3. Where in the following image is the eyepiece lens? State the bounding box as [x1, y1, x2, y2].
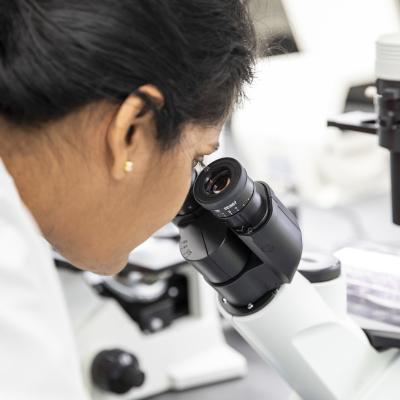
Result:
[194, 157, 268, 228]
[205, 169, 231, 195]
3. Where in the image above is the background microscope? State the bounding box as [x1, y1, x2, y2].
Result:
[56, 236, 247, 400]
[328, 33, 400, 226]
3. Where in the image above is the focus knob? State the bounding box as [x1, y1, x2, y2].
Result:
[91, 349, 145, 394]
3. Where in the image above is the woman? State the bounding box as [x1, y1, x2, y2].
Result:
[0, 0, 255, 398]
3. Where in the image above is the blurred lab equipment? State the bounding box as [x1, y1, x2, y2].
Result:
[56, 235, 246, 400]
[328, 33, 400, 225]
[174, 156, 400, 400]
[338, 246, 400, 331]
[231, 0, 400, 207]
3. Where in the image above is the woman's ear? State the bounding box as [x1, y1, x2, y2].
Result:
[107, 85, 164, 180]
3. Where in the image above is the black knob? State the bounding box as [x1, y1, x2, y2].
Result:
[91, 349, 145, 394]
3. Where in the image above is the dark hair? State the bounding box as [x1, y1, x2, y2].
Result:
[0, 0, 255, 147]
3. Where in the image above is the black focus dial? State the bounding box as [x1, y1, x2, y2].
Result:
[91, 349, 145, 394]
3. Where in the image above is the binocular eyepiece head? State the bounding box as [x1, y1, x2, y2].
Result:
[174, 157, 303, 313]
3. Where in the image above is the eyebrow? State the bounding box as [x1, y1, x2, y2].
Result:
[202, 141, 220, 156]
[212, 141, 220, 152]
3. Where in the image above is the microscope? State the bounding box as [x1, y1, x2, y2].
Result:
[173, 151, 400, 399]
[328, 33, 400, 226]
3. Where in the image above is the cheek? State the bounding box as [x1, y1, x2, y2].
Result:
[144, 155, 193, 225]
[114, 153, 193, 257]
[159, 165, 192, 218]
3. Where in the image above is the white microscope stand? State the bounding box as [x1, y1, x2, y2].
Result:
[59, 265, 247, 400]
[220, 254, 400, 400]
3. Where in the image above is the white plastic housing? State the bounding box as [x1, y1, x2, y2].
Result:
[376, 33, 400, 81]
[220, 272, 399, 400]
[60, 267, 247, 400]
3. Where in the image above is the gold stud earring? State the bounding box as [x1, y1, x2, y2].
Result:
[124, 160, 134, 173]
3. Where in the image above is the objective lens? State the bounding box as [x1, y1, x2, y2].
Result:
[205, 169, 232, 195]
[194, 158, 268, 230]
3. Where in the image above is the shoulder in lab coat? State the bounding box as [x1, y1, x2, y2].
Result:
[0, 160, 89, 400]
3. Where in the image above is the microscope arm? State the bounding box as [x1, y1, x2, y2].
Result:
[219, 272, 398, 400]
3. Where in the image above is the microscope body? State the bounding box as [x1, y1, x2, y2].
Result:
[175, 157, 400, 400]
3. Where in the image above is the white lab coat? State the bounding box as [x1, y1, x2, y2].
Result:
[0, 159, 89, 400]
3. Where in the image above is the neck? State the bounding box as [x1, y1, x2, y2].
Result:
[0, 123, 60, 237]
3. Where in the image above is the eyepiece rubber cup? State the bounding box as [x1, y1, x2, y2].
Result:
[194, 158, 254, 219]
